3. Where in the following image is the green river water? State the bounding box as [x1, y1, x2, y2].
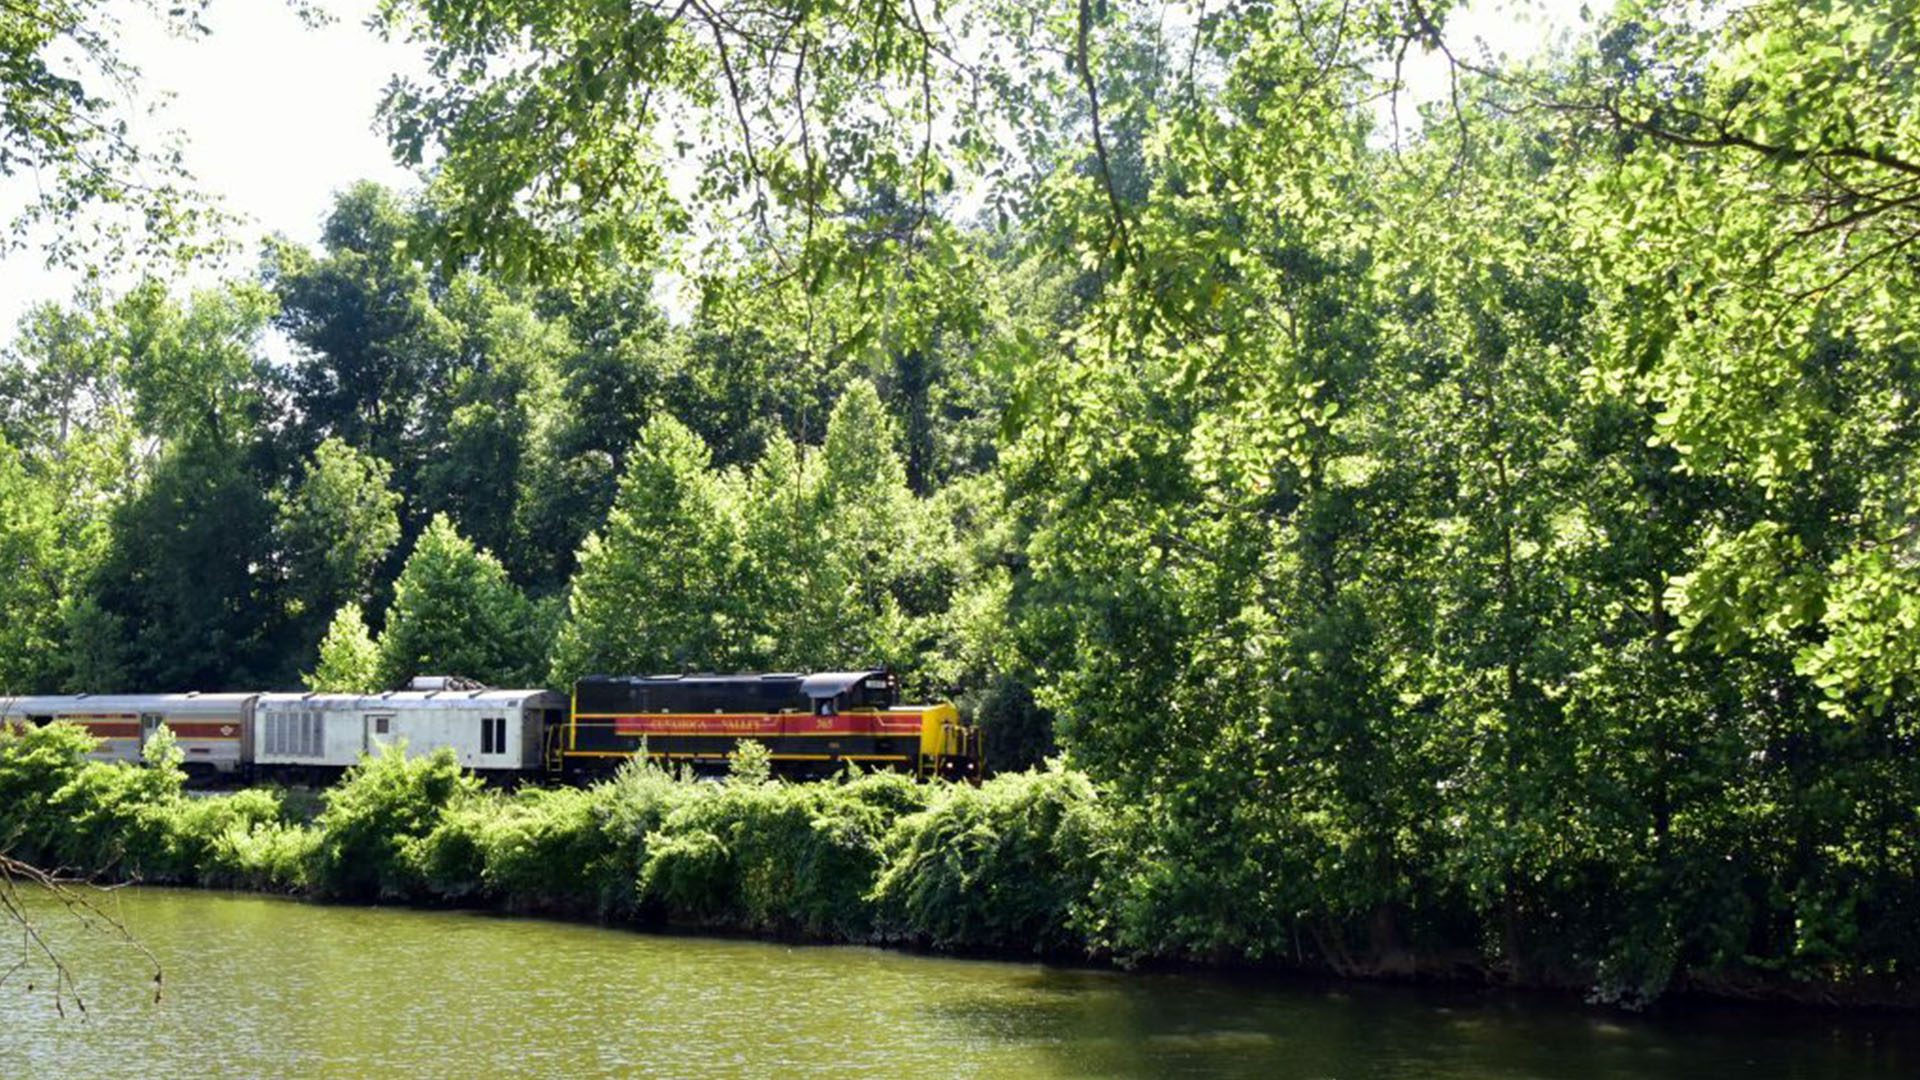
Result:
[1, 888, 1912, 1078]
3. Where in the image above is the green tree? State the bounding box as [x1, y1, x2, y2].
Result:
[264, 182, 459, 490]
[374, 0, 993, 298]
[511, 278, 678, 587]
[307, 602, 383, 693]
[0, 438, 64, 692]
[738, 380, 931, 673]
[419, 275, 567, 568]
[278, 438, 403, 623]
[67, 282, 288, 689]
[118, 281, 275, 444]
[549, 416, 747, 682]
[1565, 0, 1920, 720]
[376, 514, 541, 688]
[79, 428, 283, 690]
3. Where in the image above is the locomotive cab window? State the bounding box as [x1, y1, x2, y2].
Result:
[481, 716, 507, 754]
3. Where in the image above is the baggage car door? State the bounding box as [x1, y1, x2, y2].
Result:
[364, 712, 396, 755]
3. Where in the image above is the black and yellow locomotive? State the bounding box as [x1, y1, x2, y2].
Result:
[556, 668, 983, 779]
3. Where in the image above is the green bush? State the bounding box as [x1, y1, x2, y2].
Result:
[413, 793, 495, 902]
[43, 761, 176, 872]
[1, 720, 299, 886]
[873, 767, 1115, 954]
[480, 786, 608, 910]
[0, 722, 1117, 967]
[308, 744, 480, 901]
[639, 815, 733, 920]
[839, 767, 934, 819]
[417, 784, 628, 913]
[582, 757, 698, 918]
[639, 767, 930, 938]
[140, 787, 286, 883]
[0, 722, 105, 862]
[753, 783, 910, 938]
[23, 725, 186, 875]
[202, 820, 320, 892]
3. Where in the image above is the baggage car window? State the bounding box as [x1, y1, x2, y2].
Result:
[481, 716, 507, 754]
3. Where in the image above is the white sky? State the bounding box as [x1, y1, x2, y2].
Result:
[0, 0, 1605, 335]
[0, 0, 421, 332]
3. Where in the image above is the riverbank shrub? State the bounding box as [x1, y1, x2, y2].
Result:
[1, 728, 1115, 956]
[582, 757, 700, 918]
[412, 794, 493, 902]
[201, 820, 318, 892]
[640, 767, 929, 938]
[140, 787, 286, 883]
[873, 766, 1113, 953]
[418, 784, 609, 911]
[413, 757, 704, 917]
[0, 722, 107, 862]
[2, 725, 186, 874]
[42, 748, 180, 873]
[307, 744, 480, 901]
[481, 785, 610, 909]
[0, 723, 302, 889]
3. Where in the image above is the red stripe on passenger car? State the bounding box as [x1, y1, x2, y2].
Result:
[166, 722, 243, 739]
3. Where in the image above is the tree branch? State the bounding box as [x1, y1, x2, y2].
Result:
[1076, 0, 1135, 266]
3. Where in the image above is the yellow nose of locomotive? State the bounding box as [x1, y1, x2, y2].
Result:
[917, 701, 982, 780]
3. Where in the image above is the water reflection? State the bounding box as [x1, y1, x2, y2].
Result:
[0, 889, 1910, 1079]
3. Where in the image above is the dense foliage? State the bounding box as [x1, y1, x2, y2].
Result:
[5, 0, 1920, 1007]
[0, 723, 1104, 955]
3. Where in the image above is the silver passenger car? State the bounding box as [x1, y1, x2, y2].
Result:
[0, 693, 256, 775]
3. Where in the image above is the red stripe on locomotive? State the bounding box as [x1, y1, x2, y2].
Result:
[603, 712, 924, 738]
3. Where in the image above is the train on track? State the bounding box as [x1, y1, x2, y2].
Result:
[0, 669, 985, 783]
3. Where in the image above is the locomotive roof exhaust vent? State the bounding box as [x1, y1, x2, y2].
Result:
[408, 675, 488, 692]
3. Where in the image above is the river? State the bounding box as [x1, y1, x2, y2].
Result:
[1, 888, 1912, 1078]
